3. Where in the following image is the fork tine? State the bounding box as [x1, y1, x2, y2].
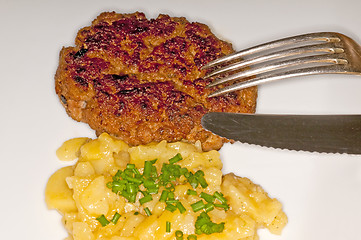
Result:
[202, 32, 341, 70]
[205, 32, 361, 97]
[204, 42, 344, 79]
[208, 65, 348, 97]
[207, 54, 347, 88]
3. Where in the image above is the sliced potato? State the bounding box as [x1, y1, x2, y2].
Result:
[45, 166, 76, 212]
[56, 137, 90, 161]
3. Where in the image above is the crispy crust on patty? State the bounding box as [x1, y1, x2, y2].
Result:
[55, 12, 257, 151]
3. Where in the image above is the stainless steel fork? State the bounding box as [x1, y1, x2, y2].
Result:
[202, 32, 361, 97]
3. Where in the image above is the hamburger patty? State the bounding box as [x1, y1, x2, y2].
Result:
[55, 12, 257, 151]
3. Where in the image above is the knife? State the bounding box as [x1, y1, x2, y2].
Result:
[201, 112, 361, 154]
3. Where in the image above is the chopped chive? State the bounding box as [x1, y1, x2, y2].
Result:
[151, 166, 158, 177]
[213, 203, 229, 211]
[197, 177, 208, 188]
[166, 199, 179, 204]
[124, 175, 143, 184]
[122, 169, 132, 177]
[201, 224, 211, 234]
[214, 191, 227, 204]
[140, 190, 149, 197]
[191, 200, 206, 212]
[169, 153, 182, 164]
[200, 192, 215, 203]
[211, 222, 225, 233]
[127, 183, 137, 194]
[186, 173, 198, 189]
[128, 192, 137, 203]
[147, 187, 159, 194]
[167, 191, 175, 200]
[144, 207, 152, 216]
[195, 212, 225, 235]
[113, 170, 122, 180]
[194, 170, 205, 179]
[160, 190, 169, 202]
[175, 230, 183, 240]
[96, 214, 110, 227]
[187, 189, 197, 195]
[111, 212, 121, 224]
[189, 179, 199, 189]
[166, 221, 171, 232]
[126, 163, 135, 169]
[105, 152, 228, 236]
[180, 167, 188, 175]
[195, 216, 209, 229]
[204, 203, 214, 213]
[120, 191, 130, 200]
[176, 201, 186, 214]
[143, 177, 156, 189]
[139, 194, 153, 205]
[132, 167, 141, 176]
[143, 161, 153, 177]
[194, 170, 208, 188]
[165, 203, 177, 212]
[187, 234, 197, 240]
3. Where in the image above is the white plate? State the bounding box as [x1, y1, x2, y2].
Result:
[1, 0, 360, 239]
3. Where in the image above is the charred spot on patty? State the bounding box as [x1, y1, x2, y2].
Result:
[73, 48, 88, 59]
[55, 11, 257, 151]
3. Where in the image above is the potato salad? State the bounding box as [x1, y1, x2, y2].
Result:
[45, 133, 287, 240]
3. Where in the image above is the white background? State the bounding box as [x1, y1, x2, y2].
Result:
[0, 0, 360, 239]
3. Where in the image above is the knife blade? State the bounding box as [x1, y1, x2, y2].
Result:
[201, 112, 361, 154]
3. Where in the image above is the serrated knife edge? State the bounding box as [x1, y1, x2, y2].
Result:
[201, 112, 361, 154]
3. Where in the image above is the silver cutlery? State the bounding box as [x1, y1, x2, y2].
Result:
[202, 32, 361, 97]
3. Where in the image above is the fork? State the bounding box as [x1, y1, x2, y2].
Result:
[202, 32, 361, 97]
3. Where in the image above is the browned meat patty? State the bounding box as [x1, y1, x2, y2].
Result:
[55, 12, 257, 151]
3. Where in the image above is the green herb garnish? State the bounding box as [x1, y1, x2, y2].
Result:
[111, 212, 121, 224]
[166, 221, 171, 232]
[175, 230, 183, 240]
[195, 212, 225, 235]
[96, 214, 110, 227]
[144, 207, 152, 216]
[187, 234, 197, 240]
[103, 153, 229, 236]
